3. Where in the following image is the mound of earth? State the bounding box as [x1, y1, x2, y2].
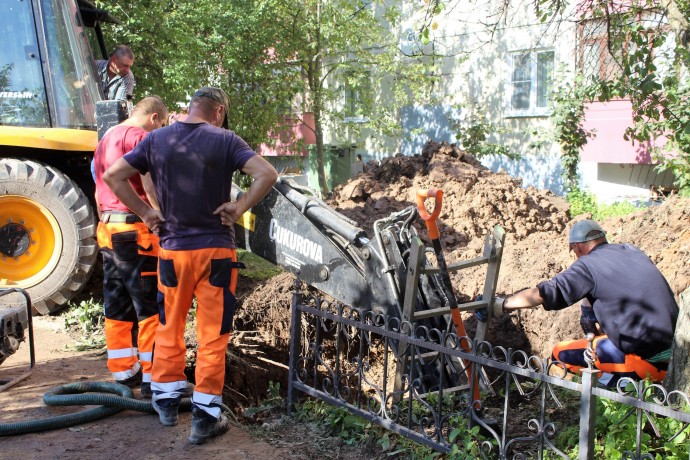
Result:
[231, 141, 690, 403]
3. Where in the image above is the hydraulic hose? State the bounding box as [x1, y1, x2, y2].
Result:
[0, 381, 232, 437]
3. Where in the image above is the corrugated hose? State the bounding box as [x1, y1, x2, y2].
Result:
[0, 381, 234, 436]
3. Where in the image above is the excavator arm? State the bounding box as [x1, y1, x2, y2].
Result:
[231, 179, 399, 317]
[232, 177, 506, 396]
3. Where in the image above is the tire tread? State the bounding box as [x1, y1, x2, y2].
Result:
[0, 158, 97, 315]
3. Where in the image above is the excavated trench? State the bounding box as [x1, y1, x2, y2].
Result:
[215, 142, 690, 410]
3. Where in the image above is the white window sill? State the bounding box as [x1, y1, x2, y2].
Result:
[505, 109, 552, 118]
[342, 116, 370, 123]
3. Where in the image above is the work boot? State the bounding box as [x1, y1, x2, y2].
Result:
[188, 407, 229, 444]
[116, 367, 142, 389]
[140, 382, 152, 398]
[152, 398, 179, 426]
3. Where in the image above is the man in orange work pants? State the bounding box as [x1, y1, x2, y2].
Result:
[104, 87, 278, 444]
[155, 247, 241, 413]
[93, 96, 167, 396]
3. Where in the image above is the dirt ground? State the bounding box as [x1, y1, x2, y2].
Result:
[0, 314, 375, 460]
[2, 141, 689, 457]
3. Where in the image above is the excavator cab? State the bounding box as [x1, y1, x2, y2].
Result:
[1, 0, 119, 328]
[1, 0, 111, 130]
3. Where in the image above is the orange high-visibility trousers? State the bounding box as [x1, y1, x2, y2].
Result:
[552, 335, 667, 383]
[153, 247, 239, 418]
[97, 221, 160, 383]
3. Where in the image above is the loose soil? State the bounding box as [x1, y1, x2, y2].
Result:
[0, 313, 377, 460]
[2, 141, 688, 458]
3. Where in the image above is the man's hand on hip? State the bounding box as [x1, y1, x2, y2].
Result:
[142, 208, 165, 235]
[214, 202, 242, 227]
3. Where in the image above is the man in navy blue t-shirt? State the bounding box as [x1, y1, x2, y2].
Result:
[104, 87, 278, 444]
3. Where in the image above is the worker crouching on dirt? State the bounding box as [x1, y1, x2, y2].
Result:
[93, 96, 168, 396]
[492, 219, 679, 388]
[104, 87, 278, 444]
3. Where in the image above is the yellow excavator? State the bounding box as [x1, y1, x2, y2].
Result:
[0, 0, 120, 319]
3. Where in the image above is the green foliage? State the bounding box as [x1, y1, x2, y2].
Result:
[237, 249, 283, 281]
[571, 2, 690, 195]
[63, 298, 105, 351]
[551, 79, 593, 192]
[292, 390, 689, 459]
[446, 424, 488, 460]
[452, 105, 521, 160]
[244, 381, 284, 418]
[566, 188, 641, 220]
[294, 400, 373, 446]
[99, 0, 438, 196]
[294, 397, 496, 458]
[588, 395, 689, 459]
[285, 0, 439, 194]
[98, 0, 303, 150]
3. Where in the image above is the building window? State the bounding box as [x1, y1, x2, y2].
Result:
[578, 20, 623, 82]
[343, 71, 371, 123]
[508, 49, 554, 116]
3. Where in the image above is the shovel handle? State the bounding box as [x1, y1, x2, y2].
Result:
[416, 189, 443, 238]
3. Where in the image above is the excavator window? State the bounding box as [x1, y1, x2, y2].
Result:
[1, 0, 101, 129]
[0, 0, 50, 127]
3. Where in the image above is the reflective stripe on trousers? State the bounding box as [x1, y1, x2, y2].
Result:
[552, 335, 667, 382]
[152, 247, 238, 418]
[98, 221, 160, 382]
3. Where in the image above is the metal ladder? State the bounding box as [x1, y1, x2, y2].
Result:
[394, 225, 506, 397]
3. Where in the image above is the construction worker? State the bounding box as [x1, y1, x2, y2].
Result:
[492, 219, 678, 387]
[96, 45, 135, 101]
[103, 87, 278, 444]
[93, 96, 167, 396]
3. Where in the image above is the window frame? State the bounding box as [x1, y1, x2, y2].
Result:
[342, 70, 372, 124]
[506, 48, 555, 118]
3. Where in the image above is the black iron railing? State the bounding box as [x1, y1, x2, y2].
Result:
[287, 287, 690, 459]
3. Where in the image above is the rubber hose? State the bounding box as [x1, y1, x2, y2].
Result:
[0, 381, 198, 437]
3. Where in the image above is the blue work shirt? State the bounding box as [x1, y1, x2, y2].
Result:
[537, 243, 678, 358]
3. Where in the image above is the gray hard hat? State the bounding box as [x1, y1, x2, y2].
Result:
[569, 219, 607, 244]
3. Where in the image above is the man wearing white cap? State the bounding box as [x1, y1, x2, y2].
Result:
[492, 219, 678, 386]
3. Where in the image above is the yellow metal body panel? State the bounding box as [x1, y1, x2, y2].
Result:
[237, 212, 256, 232]
[0, 126, 97, 152]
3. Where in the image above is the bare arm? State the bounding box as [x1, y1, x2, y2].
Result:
[94, 191, 102, 220]
[215, 155, 278, 225]
[141, 173, 160, 210]
[504, 287, 543, 311]
[103, 157, 164, 233]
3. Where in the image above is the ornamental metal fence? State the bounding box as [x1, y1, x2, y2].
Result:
[286, 287, 690, 460]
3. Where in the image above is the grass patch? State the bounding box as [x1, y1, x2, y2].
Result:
[63, 298, 106, 351]
[237, 249, 283, 281]
[567, 189, 643, 220]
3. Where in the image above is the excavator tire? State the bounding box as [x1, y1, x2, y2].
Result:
[0, 158, 97, 315]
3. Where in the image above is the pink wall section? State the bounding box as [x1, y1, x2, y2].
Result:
[257, 112, 316, 157]
[581, 100, 667, 164]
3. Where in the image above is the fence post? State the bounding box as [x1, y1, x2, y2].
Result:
[578, 369, 599, 460]
[287, 280, 303, 415]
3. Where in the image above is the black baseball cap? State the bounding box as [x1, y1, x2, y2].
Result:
[192, 87, 229, 129]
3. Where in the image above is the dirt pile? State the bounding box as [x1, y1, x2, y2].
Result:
[331, 141, 570, 246]
[236, 140, 690, 385]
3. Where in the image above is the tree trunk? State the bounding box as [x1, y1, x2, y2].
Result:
[664, 286, 690, 393]
[663, 0, 690, 48]
[314, 109, 328, 197]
